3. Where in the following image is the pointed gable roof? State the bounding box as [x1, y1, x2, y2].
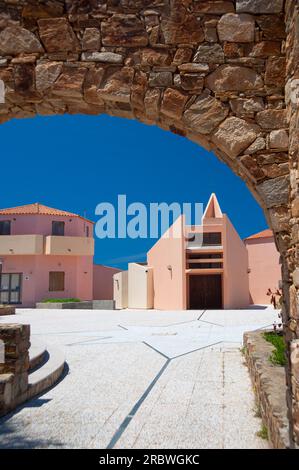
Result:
[0, 203, 93, 223]
[202, 193, 223, 220]
[245, 229, 273, 241]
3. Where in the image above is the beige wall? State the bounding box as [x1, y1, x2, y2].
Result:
[147, 216, 186, 310]
[113, 271, 128, 309]
[223, 215, 249, 308]
[128, 263, 153, 309]
[245, 237, 281, 304]
[45, 236, 94, 256]
[0, 235, 44, 255]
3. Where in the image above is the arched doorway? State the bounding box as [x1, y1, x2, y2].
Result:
[0, 0, 298, 446]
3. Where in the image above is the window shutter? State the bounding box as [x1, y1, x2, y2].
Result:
[49, 272, 65, 292]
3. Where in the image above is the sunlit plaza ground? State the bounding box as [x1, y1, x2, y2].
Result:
[0, 307, 277, 449]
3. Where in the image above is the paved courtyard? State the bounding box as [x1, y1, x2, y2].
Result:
[0, 307, 277, 449]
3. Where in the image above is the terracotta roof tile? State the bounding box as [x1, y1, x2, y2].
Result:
[0, 203, 93, 223]
[245, 229, 273, 240]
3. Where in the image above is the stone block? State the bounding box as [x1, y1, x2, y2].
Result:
[102, 14, 148, 47]
[291, 340, 299, 383]
[184, 92, 229, 135]
[194, 2, 235, 14]
[236, 0, 284, 14]
[257, 176, 290, 208]
[265, 57, 286, 87]
[161, 88, 189, 120]
[211, 116, 258, 158]
[35, 62, 63, 92]
[256, 16, 286, 40]
[81, 52, 123, 64]
[81, 28, 101, 52]
[161, 10, 204, 45]
[269, 130, 289, 151]
[256, 110, 288, 130]
[293, 269, 299, 289]
[149, 72, 172, 88]
[291, 197, 299, 218]
[194, 44, 224, 64]
[229, 97, 264, 118]
[52, 66, 87, 99]
[180, 74, 204, 92]
[0, 373, 13, 407]
[244, 137, 266, 154]
[268, 205, 290, 232]
[249, 41, 281, 58]
[217, 13, 255, 43]
[206, 65, 263, 92]
[0, 26, 43, 55]
[98, 67, 134, 103]
[38, 18, 79, 53]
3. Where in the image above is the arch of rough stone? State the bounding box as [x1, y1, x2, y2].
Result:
[0, 0, 298, 447]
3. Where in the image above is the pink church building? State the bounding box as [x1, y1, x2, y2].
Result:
[114, 194, 282, 310]
[0, 203, 119, 307]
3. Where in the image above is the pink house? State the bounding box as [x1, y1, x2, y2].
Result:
[0, 203, 119, 307]
[115, 194, 281, 310]
[245, 229, 281, 305]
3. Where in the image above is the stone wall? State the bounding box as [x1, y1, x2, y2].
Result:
[0, 324, 30, 416]
[244, 330, 290, 449]
[285, 0, 299, 448]
[0, 0, 297, 445]
[0, 0, 290, 220]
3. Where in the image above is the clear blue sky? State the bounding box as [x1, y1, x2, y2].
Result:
[0, 114, 267, 269]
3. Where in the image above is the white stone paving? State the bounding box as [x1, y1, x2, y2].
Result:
[0, 307, 277, 448]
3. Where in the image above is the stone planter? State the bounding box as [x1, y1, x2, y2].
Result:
[36, 301, 115, 310]
[0, 306, 16, 316]
[92, 300, 115, 310]
[36, 301, 93, 310]
[244, 330, 290, 448]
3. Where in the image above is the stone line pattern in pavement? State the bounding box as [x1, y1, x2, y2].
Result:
[63, 313, 277, 360]
[106, 309, 276, 448]
[114, 348, 269, 449]
[0, 308, 276, 449]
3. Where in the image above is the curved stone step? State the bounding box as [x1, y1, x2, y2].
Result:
[29, 338, 47, 371]
[28, 346, 66, 400]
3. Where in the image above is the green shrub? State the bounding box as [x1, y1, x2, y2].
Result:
[257, 424, 268, 440]
[263, 332, 286, 367]
[42, 298, 81, 303]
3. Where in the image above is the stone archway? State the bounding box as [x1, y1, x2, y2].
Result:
[0, 0, 298, 446]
